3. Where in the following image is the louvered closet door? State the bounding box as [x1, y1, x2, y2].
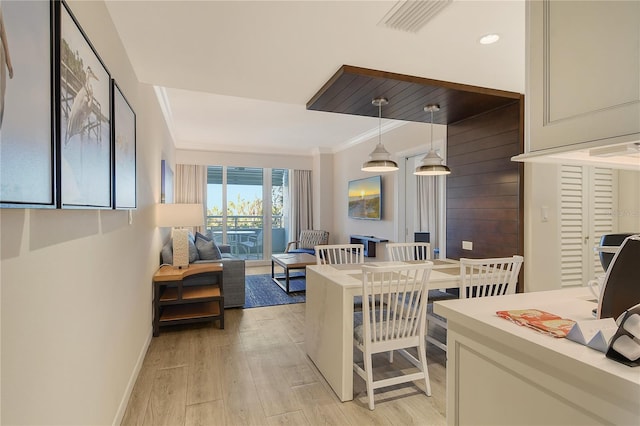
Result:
[559, 165, 617, 287]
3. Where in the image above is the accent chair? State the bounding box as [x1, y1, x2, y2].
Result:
[285, 230, 329, 256]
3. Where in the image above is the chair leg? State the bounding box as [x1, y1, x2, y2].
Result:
[418, 339, 432, 396]
[389, 350, 394, 363]
[364, 350, 375, 410]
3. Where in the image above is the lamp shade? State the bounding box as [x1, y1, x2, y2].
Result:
[156, 203, 204, 228]
[414, 150, 451, 176]
[362, 143, 399, 172]
[414, 103, 451, 176]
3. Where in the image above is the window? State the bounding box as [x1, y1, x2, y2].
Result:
[206, 166, 288, 262]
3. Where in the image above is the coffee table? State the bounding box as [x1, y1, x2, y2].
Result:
[271, 253, 317, 293]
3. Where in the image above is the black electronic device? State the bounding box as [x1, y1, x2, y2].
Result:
[597, 235, 640, 320]
[599, 233, 635, 271]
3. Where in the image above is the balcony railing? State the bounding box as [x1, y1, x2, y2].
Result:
[206, 214, 283, 230]
[206, 215, 287, 257]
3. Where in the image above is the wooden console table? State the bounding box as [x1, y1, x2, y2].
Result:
[153, 263, 224, 336]
[349, 235, 388, 257]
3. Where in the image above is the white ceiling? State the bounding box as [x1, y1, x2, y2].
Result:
[105, 0, 525, 155]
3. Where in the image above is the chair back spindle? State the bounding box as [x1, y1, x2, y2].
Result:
[460, 255, 524, 299]
[315, 244, 364, 265]
[426, 255, 524, 353]
[362, 264, 431, 344]
[386, 242, 431, 261]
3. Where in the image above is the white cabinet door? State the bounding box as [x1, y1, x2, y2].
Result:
[527, 0, 640, 153]
[559, 165, 617, 286]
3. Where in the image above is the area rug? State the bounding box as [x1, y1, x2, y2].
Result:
[244, 273, 306, 308]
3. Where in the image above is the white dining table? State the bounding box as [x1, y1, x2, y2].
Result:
[304, 259, 461, 401]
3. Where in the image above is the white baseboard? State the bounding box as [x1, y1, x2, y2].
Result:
[112, 327, 153, 426]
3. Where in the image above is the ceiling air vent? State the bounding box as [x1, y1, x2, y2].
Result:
[379, 0, 452, 33]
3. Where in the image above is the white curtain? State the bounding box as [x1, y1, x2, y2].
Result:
[416, 175, 439, 251]
[175, 164, 207, 233]
[289, 169, 313, 241]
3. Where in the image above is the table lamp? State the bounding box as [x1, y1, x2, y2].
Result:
[156, 203, 204, 268]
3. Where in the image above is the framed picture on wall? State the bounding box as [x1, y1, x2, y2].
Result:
[59, 0, 112, 208]
[112, 80, 136, 209]
[0, 0, 56, 208]
[160, 159, 173, 204]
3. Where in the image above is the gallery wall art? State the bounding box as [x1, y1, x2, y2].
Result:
[0, 0, 56, 207]
[59, 0, 112, 208]
[0, 0, 136, 211]
[113, 81, 136, 209]
[161, 159, 174, 204]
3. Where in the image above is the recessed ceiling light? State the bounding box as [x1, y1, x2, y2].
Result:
[479, 33, 500, 45]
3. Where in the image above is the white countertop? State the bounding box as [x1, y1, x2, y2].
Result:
[434, 286, 640, 398]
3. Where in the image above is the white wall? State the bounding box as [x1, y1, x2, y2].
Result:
[313, 152, 334, 235]
[0, 1, 174, 424]
[618, 170, 640, 232]
[524, 163, 561, 292]
[331, 121, 435, 251]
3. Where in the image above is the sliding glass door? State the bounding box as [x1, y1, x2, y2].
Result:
[206, 166, 288, 262]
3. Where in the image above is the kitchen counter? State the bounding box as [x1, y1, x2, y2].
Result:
[434, 286, 640, 425]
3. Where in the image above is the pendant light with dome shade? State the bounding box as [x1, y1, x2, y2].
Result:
[362, 98, 399, 172]
[414, 104, 451, 176]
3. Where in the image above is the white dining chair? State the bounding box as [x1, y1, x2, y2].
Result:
[315, 244, 364, 265]
[386, 242, 431, 261]
[354, 263, 433, 410]
[387, 242, 456, 346]
[426, 255, 524, 352]
[315, 243, 366, 312]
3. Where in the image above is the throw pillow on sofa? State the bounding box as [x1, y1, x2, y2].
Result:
[195, 231, 235, 254]
[161, 241, 173, 265]
[195, 232, 222, 260]
[187, 233, 199, 262]
[195, 231, 213, 242]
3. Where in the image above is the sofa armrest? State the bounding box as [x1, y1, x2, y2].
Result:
[220, 258, 245, 308]
[190, 258, 245, 308]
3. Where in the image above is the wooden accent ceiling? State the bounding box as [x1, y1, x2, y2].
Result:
[307, 65, 522, 125]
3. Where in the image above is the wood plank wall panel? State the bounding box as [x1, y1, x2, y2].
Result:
[446, 101, 524, 269]
[307, 65, 522, 125]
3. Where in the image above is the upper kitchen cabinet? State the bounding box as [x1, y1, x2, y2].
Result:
[526, 0, 639, 153]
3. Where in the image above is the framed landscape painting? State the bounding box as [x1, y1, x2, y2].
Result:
[59, 1, 112, 208]
[112, 81, 136, 209]
[0, 0, 56, 207]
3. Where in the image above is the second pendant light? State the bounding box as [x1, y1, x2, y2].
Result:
[414, 104, 451, 176]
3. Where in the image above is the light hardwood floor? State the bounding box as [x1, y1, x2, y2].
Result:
[121, 266, 447, 426]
